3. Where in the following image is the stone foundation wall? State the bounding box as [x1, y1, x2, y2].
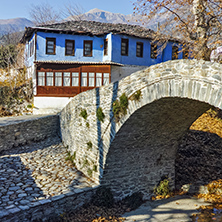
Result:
[0, 115, 59, 153]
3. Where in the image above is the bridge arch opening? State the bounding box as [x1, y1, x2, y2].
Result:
[101, 97, 212, 199]
[175, 109, 222, 193]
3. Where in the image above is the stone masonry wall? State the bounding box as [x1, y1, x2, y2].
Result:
[0, 115, 59, 153]
[1, 187, 95, 222]
[60, 59, 222, 199]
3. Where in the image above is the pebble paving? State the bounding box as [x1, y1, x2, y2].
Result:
[0, 136, 97, 216]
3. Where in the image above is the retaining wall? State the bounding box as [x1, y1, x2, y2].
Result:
[0, 115, 60, 153]
[0, 187, 95, 222]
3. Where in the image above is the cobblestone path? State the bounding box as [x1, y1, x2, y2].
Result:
[0, 137, 97, 216]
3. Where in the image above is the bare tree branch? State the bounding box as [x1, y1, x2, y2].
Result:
[29, 3, 61, 26]
[62, 2, 85, 21]
[160, 4, 196, 40]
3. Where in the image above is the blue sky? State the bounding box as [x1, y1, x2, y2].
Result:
[1, 0, 135, 20]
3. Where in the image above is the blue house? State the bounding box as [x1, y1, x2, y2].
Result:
[22, 20, 188, 114]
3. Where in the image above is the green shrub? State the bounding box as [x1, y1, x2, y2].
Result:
[112, 93, 128, 121]
[91, 186, 114, 208]
[154, 177, 171, 197]
[86, 122, 90, 128]
[96, 107, 105, 122]
[80, 109, 87, 120]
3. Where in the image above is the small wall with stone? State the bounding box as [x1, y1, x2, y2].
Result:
[0, 187, 95, 222]
[0, 115, 59, 153]
[60, 59, 222, 199]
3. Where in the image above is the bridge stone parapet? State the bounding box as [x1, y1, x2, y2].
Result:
[60, 59, 222, 199]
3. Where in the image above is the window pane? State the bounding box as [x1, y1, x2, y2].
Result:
[46, 38, 55, 54]
[65, 40, 74, 56]
[63, 72, 70, 86]
[38, 72, 45, 86]
[103, 73, 109, 85]
[104, 39, 108, 56]
[84, 41, 92, 56]
[48, 41, 54, 46]
[81, 72, 87, 86]
[55, 72, 62, 86]
[96, 73, 102, 78]
[46, 72, 53, 86]
[121, 39, 128, 56]
[136, 42, 143, 57]
[72, 72, 79, 86]
[96, 73, 102, 87]
[88, 72, 95, 87]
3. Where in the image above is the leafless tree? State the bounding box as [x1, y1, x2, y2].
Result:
[29, 3, 61, 26]
[62, 2, 86, 21]
[133, 0, 222, 60]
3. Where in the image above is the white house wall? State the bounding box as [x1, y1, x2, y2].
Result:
[111, 65, 148, 82]
[33, 97, 73, 114]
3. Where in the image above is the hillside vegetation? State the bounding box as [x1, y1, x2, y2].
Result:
[0, 67, 33, 117]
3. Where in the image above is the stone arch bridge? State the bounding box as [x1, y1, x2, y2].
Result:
[60, 59, 222, 199]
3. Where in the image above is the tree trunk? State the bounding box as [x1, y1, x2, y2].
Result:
[193, 0, 210, 60]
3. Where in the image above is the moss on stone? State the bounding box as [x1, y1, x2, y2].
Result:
[87, 141, 93, 150]
[80, 109, 88, 120]
[113, 93, 128, 121]
[96, 107, 105, 122]
[93, 165, 97, 172]
[131, 90, 142, 101]
[87, 168, 93, 177]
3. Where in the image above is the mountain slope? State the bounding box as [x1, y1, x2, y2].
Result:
[0, 8, 170, 37]
[0, 18, 34, 36]
[67, 8, 161, 31]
